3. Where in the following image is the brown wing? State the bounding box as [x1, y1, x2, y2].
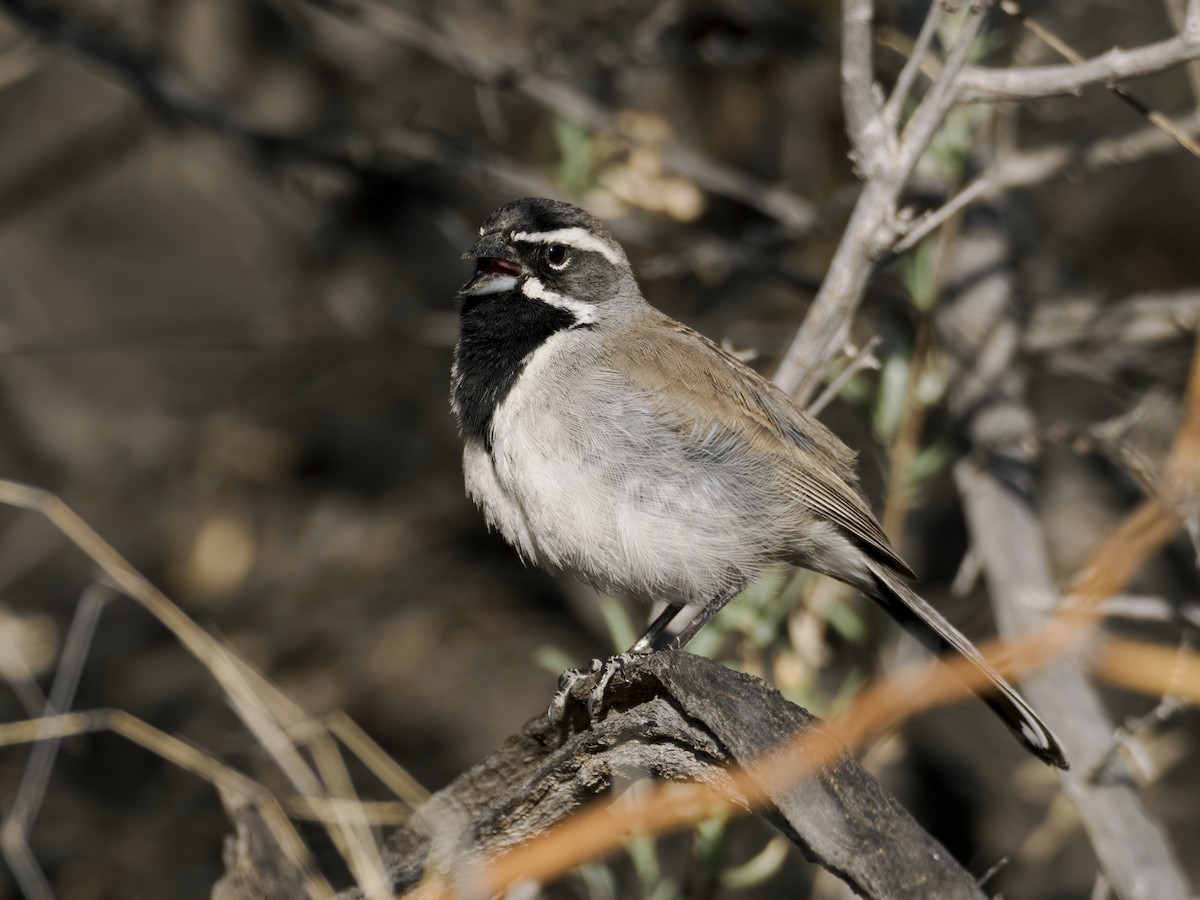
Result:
[607, 312, 915, 578]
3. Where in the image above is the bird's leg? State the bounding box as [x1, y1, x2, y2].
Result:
[547, 657, 603, 723]
[658, 589, 738, 651]
[585, 603, 693, 717]
[551, 592, 737, 724]
[587, 592, 738, 715]
[630, 603, 686, 654]
[548, 605, 682, 724]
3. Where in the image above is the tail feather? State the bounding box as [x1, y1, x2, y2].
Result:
[865, 561, 1069, 770]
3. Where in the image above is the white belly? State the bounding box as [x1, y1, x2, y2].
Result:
[462, 331, 773, 606]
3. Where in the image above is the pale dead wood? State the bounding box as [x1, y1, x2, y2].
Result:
[941, 212, 1192, 900]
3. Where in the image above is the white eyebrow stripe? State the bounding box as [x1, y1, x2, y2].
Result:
[511, 227, 623, 265]
[521, 277, 597, 325]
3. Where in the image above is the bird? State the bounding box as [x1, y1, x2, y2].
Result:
[450, 197, 1068, 769]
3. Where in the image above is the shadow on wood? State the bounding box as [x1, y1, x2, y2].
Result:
[215, 652, 985, 899]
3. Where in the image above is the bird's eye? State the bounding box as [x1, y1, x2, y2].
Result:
[546, 245, 570, 269]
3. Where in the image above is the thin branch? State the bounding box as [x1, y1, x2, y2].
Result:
[890, 110, 1200, 253]
[774, 4, 994, 402]
[808, 335, 882, 416]
[4, 585, 109, 825]
[882, 1, 944, 131]
[298, 0, 820, 230]
[841, 0, 887, 172]
[0, 480, 378, 896]
[0, 709, 334, 898]
[987, 110, 1200, 194]
[998, 2, 1200, 160]
[772, 177, 895, 400]
[958, 32, 1200, 103]
[891, 175, 989, 254]
[897, 3, 993, 180]
[0, 585, 112, 900]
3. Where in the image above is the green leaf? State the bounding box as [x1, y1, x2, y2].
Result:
[533, 644, 577, 676]
[719, 837, 790, 890]
[554, 118, 594, 193]
[598, 595, 638, 653]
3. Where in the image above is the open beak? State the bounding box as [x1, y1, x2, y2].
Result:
[459, 236, 523, 297]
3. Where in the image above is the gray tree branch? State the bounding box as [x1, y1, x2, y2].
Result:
[776, 2, 1200, 404]
[958, 31, 1200, 103]
[941, 212, 1193, 900]
[881, 1, 943, 131]
[895, 4, 992, 181]
[841, 0, 888, 172]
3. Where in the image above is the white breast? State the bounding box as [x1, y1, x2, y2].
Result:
[462, 330, 777, 606]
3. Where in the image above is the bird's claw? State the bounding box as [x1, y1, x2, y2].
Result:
[547, 653, 640, 724]
[547, 658, 603, 723]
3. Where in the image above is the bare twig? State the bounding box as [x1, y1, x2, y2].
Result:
[1163, 0, 1200, 101]
[958, 32, 1200, 104]
[1094, 638, 1200, 706]
[897, 4, 993, 181]
[326, 711, 431, 810]
[1088, 634, 1192, 784]
[841, 0, 889, 173]
[311, 734, 391, 900]
[772, 175, 895, 401]
[891, 110, 1200, 253]
[891, 174, 989, 254]
[0, 709, 333, 897]
[1099, 595, 1200, 629]
[1025, 288, 1200, 354]
[989, 110, 1200, 194]
[808, 335, 882, 416]
[0, 585, 110, 900]
[882, 1, 944, 131]
[774, 4, 994, 402]
[999, 3, 1200, 160]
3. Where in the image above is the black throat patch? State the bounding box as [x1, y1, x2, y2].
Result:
[452, 290, 580, 451]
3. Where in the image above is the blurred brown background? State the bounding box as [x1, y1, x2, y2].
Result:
[0, 0, 1198, 897]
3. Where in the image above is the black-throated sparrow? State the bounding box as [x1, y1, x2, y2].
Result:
[451, 197, 1068, 769]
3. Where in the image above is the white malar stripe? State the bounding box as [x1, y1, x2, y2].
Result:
[462, 274, 518, 296]
[511, 227, 624, 265]
[521, 277, 597, 325]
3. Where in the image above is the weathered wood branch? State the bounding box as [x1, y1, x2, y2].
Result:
[940, 210, 1194, 900]
[215, 653, 987, 899]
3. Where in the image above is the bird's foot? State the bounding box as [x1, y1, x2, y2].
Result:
[547, 652, 642, 724]
[547, 658, 602, 724]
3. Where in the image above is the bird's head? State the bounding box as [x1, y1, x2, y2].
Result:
[459, 198, 639, 326]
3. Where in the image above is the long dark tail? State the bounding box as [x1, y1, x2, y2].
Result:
[865, 561, 1068, 769]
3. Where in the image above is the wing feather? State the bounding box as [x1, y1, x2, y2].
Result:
[606, 313, 914, 578]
